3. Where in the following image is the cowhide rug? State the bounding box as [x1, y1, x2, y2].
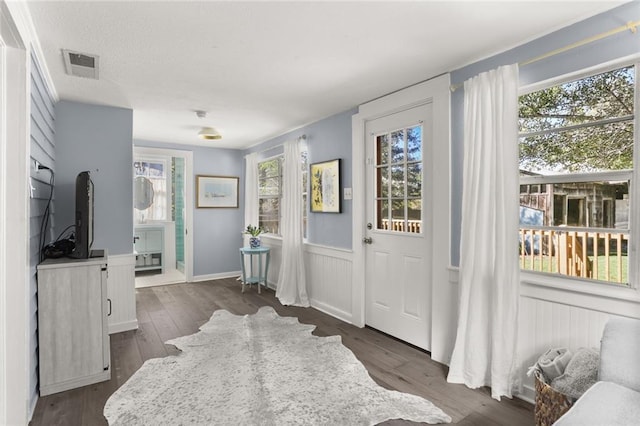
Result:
[104, 306, 451, 425]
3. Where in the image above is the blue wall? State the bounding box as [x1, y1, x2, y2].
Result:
[54, 101, 133, 256]
[245, 108, 356, 249]
[134, 140, 245, 276]
[450, 2, 640, 265]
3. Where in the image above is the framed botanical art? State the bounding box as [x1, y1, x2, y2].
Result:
[310, 159, 341, 213]
[196, 175, 239, 208]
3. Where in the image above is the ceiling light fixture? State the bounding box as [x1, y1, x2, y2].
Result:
[195, 110, 222, 140]
[198, 127, 222, 140]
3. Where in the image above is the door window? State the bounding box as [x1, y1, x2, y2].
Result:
[375, 125, 423, 233]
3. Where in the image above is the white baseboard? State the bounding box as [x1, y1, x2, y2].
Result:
[192, 270, 242, 282]
[518, 384, 536, 405]
[310, 298, 354, 325]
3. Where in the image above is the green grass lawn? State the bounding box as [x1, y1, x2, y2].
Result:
[520, 254, 628, 284]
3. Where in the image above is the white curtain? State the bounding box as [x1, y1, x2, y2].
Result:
[446, 64, 520, 400]
[276, 139, 309, 307]
[244, 152, 259, 230]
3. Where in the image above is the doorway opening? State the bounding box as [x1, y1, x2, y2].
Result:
[133, 146, 193, 288]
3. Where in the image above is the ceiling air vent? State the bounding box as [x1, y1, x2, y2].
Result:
[63, 49, 99, 79]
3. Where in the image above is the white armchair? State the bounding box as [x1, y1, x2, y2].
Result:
[554, 317, 640, 425]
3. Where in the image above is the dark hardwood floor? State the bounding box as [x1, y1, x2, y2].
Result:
[30, 278, 534, 425]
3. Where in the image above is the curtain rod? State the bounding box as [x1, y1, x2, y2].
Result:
[450, 20, 639, 92]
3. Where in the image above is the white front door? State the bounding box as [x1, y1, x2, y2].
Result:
[364, 103, 432, 350]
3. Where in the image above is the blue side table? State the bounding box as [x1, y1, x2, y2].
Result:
[239, 247, 270, 293]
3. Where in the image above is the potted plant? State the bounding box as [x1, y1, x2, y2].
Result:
[244, 225, 264, 248]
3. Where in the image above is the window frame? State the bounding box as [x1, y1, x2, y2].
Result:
[518, 57, 640, 301]
[133, 155, 172, 223]
[373, 123, 424, 235]
[257, 147, 309, 238]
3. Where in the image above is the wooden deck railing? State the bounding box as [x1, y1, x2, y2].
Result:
[380, 219, 422, 234]
[519, 227, 629, 284]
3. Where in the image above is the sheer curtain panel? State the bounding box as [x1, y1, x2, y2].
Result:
[276, 140, 309, 306]
[447, 64, 520, 400]
[244, 152, 259, 229]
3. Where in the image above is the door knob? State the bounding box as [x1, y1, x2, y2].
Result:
[363, 237, 373, 244]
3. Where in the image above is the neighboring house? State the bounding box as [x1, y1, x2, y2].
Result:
[520, 177, 629, 228]
[1, 2, 638, 425]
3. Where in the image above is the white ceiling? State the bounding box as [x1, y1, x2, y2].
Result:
[27, 1, 625, 149]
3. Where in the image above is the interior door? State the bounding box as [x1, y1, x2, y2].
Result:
[364, 103, 432, 350]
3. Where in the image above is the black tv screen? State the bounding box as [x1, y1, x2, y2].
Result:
[71, 171, 94, 259]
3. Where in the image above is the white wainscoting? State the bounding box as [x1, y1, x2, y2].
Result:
[517, 295, 619, 402]
[260, 237, 354, 324]
[107, 254, 138, 334]
[446, 267, 635, 403]
[305, 244, 354, 324]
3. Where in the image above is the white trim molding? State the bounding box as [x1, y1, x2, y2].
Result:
[3, 1, 57, 102]
[192, 270, 242, 283]
[133, 146, 194, 283]
[0, 2, 30, 423]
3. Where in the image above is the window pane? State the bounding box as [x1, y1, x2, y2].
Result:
[391, 166, 404, 197]
[519, 66, 634, 132]
[520, 180, 630, 229]
[391, 130, 405, 163]
[259, 198, 279, 234]
[407, 163, 422, 197]
[259, 158, 280, 179]
[391, 199, 406, 224]
[406, 126, 422, 162]
[407, 199, 422, 234]
[377, 166, 389, 198]
[520, 121, 634, 174]
[519, 179, 630, 284]
[377, 134, 389, 165]
[376, 199, 389, 230]
[259, 177, 280, 196]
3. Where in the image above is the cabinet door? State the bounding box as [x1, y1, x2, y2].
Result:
[38, 264, 106, 387]
[134, 230, 146, 252]
[145, 229, 163, 252]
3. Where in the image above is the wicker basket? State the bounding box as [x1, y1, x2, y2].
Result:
[534, 371, 574, 426]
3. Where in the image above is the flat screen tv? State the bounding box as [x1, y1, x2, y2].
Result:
[70, 171, 94, 259]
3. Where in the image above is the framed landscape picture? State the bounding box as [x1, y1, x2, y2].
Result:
[310, 159, 341, 213]
[196, 175, 239, 208]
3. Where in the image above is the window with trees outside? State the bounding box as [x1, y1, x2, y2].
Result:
[258, 149, 309, 236]
[375, 125, 423, 233]
[518, 63, 636, 285]
[258, 156, 282, 234]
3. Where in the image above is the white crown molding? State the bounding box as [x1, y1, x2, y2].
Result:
[5, 1, 58, 102]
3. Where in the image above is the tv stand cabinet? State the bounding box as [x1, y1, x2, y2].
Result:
[37, 252, 110, 396]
